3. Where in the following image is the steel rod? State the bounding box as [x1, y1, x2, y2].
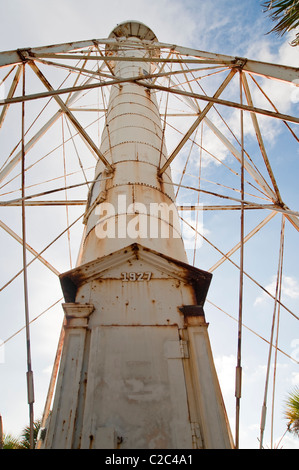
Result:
[143, 81, 299, 125]
[1, 298, 63, 348]
[61, 116, 72, 268]
[1, 175, 112, 206]
[163, 181, 299, 218]
[21, 63, 35, 450]
[193, 123, 203, 266]
[270, 215, 285, 448]
[259, 214, 285, 449]
[0, 415, 3, 449]
[1, 68, 298, 127]
[0, 110, 62, 184]
[28, 61, 113, 171]
[165, 116, 274, 200]
[208, 211, 277, 273]
[177, 204, 268, 211]
[0, 58, 102, 184]
[0, 218, 60, 275]
[36, 320, 65, 449]
[31, 52, 234, 65]
[0, 64, 22, 129]
[1, 38, 298, 84]
[0, 212, 84, 293]
[158, 69, 237, 175]
[0, 66, 215, 105]
[179, 215, 298, 321]
[199, 116, 277, 201]
[207, 299, 298, 364]
[242, 74, 283, 205]
[0, 200, 86, 206]
[249, 73, 299, 143]
[235, 71, 244, 449]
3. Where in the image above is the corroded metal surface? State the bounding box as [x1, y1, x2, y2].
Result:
[40, 22, 234, 450]
[79, 25, 187, 264]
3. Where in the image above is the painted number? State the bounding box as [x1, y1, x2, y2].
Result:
[121, 272, 152, 281]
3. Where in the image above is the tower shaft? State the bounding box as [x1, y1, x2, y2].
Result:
[79, 28, 187, 265]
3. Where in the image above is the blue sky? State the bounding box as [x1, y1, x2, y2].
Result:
[0, 0, 298, 449]
[0, 0, 291, 56]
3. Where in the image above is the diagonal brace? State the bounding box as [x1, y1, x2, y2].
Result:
[0, 64, 22, 129]
[158, 69, 236, 176]
[0, 219, 60, 276]
[241, 73, 283, 205]
[28, 61, 113, 172]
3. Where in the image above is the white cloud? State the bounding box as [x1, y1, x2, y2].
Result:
[281, 276, 299, 299]
[278, 433, 299, 450]
[42, 364, 55, 377]
[179, 210, 209, 251]
[221, 31, 299, 149]
[254, 275, 299, 306]
[214, 354, 236, 395]
[291, 372, 299, 386]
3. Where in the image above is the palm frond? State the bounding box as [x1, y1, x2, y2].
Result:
[19, 419, 41, 449]
[2, 433, 23, 449]
[262, 0, 299, 45]
[284, 386, 299, 436]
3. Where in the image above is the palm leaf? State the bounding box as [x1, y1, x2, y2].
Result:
[2, 433, 23, 449]
[19, 419, 41, 449]
[284, 387, 299, 436]
[262, 0, 299, 45]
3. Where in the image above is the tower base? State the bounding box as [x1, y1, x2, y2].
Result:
[40, 244, 233, 449]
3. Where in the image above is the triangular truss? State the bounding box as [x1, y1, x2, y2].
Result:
[0, 31, 298, 449]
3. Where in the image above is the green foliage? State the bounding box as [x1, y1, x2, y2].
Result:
[18, 419, 41, 449]
[262, 0, 299, 45]
[2, 434, 23, 449]
[1, 419, 41, 449]
[284, 386, 299, 437]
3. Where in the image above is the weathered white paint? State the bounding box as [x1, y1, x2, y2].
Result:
[79, 22, 187, 265]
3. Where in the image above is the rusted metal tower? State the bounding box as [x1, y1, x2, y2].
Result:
[38, 22, 233, 449]
[0, 19, 298, 450]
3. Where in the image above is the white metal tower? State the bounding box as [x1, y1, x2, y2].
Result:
[0, 20, 298, 450]
[40, 22, 233, 449]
